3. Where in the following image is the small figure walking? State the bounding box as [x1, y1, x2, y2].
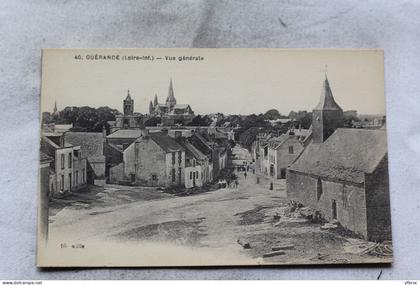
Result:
[235, 180, 239, 188]
[244, 172, 247, 179]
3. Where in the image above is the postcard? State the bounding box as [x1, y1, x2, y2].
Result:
[38, 49, 392, 267]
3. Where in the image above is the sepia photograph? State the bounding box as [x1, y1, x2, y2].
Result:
[38, 49, 391, 267]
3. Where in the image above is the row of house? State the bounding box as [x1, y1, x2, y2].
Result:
[40, 133, 88, 197]
[104, 127, 229, 189]
[40, 130, 107, 197]
[251, 126, 311, 179]
[251, 76, 391, 242]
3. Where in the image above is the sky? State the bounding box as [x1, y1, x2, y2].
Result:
[41, 49, 385, 115]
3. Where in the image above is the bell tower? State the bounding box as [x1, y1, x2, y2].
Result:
[123, 90, 134, 115]
[312, 75, 343, 144]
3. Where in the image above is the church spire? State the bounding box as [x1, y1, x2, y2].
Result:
[153, 93, 158, 107]
[314, 76, 342, 111]
[166, 78, 177, 108]
[312, 74, 344, 144]
[149, 101, 154, 114]
[123, 89, 134, 115]
[53, 101, 57, 113]
[126, 89, 132, 101]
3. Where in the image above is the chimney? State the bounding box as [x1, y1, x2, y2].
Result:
[102, 126, 107, 138]
[59, 134, 65, 147]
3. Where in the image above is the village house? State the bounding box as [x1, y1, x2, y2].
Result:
[39, 152, 53, 242]
[286, 76, 391, 241]
[41, 133, 87, 197]
[177, 138, 212, 189]
[109, 131, 186, 187]
[189, 132, 228, 179]
[63, 131, 106, 185]
[266, 130, 306, 179]
[104, 129, 143, 179]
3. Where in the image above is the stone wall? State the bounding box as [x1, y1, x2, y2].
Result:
[365, 156, 392, 241]
[275, 137, 304, 179]
[109, 162, 124, 184]
[287, 170, 368, 238]
[125, 138, 167, 186]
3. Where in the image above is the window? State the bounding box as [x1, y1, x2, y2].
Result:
[61, 154, 65, 169]
[178, 151, 182, 164]
[61, 175, 64, 190]
[178, 167, 182, 182]
[68, 153, 72, 168]
[172, 152, 176, 165]
[82, 168, 85, 183]
[190, 172, 193, 180]
[264, 146, 268, 157]
[288, 146, 294, 154]
[69, 173, 72, 189]
[192, 159, 196, 167]
[75, 171, 79, 185]
[196, 171, 199, 179]
[172, 168, 176, 182]
[342, 184, 348, 208]
[317, 177, 323, 201]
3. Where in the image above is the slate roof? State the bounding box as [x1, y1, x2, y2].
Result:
[40, 152, 52, 163]
[64, 132, 105, 162]
[106, 129, 143, 139]
[289, 128, 387, 184]
[183, 140, 207, 160]
[314, 77, 343, 111]
[189, 133, 213, 156]
[268, 134, 290, 150]
[173, 104, 190, 109]
[177, 139, 207, 166]
[42, 135, 73, 149]
[149, 132, 184, 153]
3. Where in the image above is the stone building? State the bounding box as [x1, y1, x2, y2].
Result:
[286, 76, 391, 241]
[40, 133, 87, 197]
[63, 132, 106, 184]
[177, 138, 211, 189]
[189, 132, 227, 179]
[149, 79, 195, 126]
[39, 152, 53, 242]
[109, 131, 186, 187]
[266, 131, 306, 179]
[104, 129, 143, 179]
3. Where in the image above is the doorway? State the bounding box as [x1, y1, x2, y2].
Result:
[332, 200, 337, 220]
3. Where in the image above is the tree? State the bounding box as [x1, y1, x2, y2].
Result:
[188, 115, 212, 126]
[144, 116, 161, 127]
[51, 106, 119, 132]
[264, 109, 281, 120]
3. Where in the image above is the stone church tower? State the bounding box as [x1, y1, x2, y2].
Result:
[123, 90, 134, 115]
[312, 76, 343, 144]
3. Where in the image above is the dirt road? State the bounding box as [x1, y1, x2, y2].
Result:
[47, 147, 389, 265]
